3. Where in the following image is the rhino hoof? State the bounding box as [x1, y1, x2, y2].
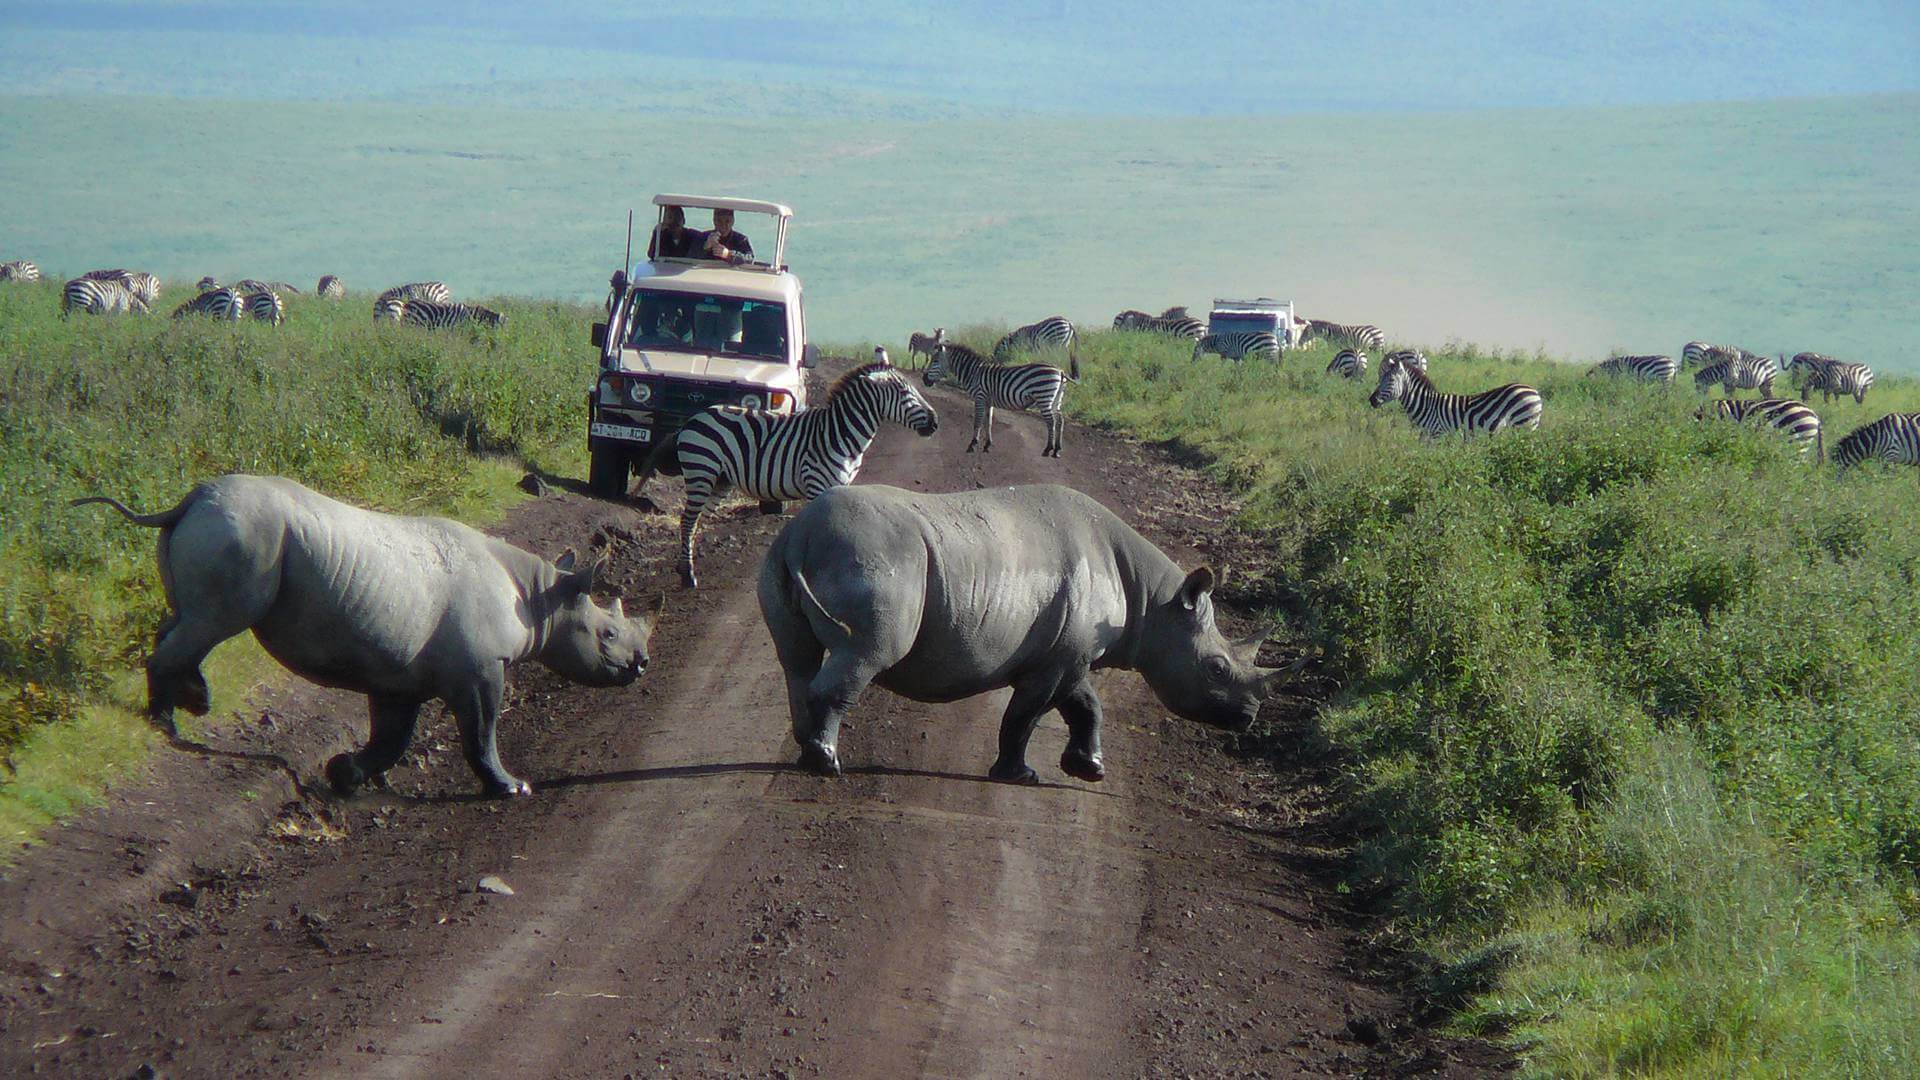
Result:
[987, 761, 1039, 785]
[482, 776, 533, 798]
[325, 753, 362, 796]
[798, 742, 841, 777]
[1059, 750, 1105, 783]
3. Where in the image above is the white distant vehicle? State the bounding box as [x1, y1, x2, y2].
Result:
[586, 194, 819, 497]
[1208, 297, 1302, 346]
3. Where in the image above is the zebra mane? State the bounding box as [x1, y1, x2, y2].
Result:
[824, 360, 899, 401]
[1391, 354, 1437, 391]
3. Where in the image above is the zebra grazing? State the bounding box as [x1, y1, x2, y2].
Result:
[1326, 349, 1368, 379]
[637, 352, 939, 588]
[1694, 397, 1824, 459]
[992, 315, 1075, 360]
[402, 299, 505, 329]
[245, 289, 285, 325]
[378, 281, 452, 305]
[1681, 341, 1743, 368]
[62, 277, 149, 317]
[172, 287, 245, 321]
[197, 276, 221, 292]
[1833, 413, 1920, 469]
[1303, 319, 1386, 350]
[1193, 332, 1282, 362]
[232, 278, 297, 296]
[927, 341, 1079, 456]
[1590, 354, 1678, 383]
[1114, 309, 1206, 339]
[82, 268, 161, 306]
[0, 260, 39, 282]
[1693, 355, 1777, 397]
[1383, 348, 1428, 373]
[373, 296, 407, 322]
[1788, 352, 1874, 404]
[1369, 352, 1542, 436]
[907, 327, 946, 367]
[317, 275, 346, 299]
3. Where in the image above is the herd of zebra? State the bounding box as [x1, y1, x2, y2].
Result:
[0, 261, 505, 330]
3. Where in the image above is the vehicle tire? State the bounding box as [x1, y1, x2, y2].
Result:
[588, 443, 630, 499]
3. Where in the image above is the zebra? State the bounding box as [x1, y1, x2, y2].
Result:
[1589, 354, 1678, 384]
[171, 287, 245, 321]
[244, 289, 285, 325]
[402, 299, 505, 329]
[1303, 319, 1386, 350]
[62, 277, 149, 317]
[1326, 349, 1368, 379]
[636, 351, 939, 588]
[378, 281, 452, 305]
[373, 296, 407, 322]
[317, 275, 346, 299]
[1158, 305, 1189, 320]
[197, 276, 222, 292]
[1693, 397, 1824, 460]
[82, 268, 161, 306]
[1832, 413, 1920, 469]
[1193, 332, 1281, 362]
[1369, 352, 1542, 436]
[1681, 341, 1742, 368]
[1787, 352, 1873, 404]
[0, 260, 39, 282]
[1693, 355, 1777, 397]
[1383, 348, 1428, 373]
[907, 327, 946, 367]
[232, 278, 298, 296]
[1114, 310, 1206, 339]
[926, 341, 1079, 456]
[992, 315, 1075, 360]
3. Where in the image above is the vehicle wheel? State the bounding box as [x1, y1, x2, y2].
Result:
[588, 444, 630, 499]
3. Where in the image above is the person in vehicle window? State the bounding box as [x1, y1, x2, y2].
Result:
[647, 205, 701, 259]
[700, 209, 754, 264]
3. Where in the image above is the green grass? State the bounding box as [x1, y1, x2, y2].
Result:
[0, 279, 600, 850]
[1054, 327, 1920, 1077]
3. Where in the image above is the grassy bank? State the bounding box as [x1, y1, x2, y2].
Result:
[1049, 327, 1920, 1076]
[0, 280, 599, 847]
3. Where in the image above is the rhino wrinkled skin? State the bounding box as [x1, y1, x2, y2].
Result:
[758, 484, 1286, 782]
[77, 474, 660, 797]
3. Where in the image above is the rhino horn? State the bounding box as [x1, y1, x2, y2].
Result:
[611, 597, 624, 619]
[1231, 627, 1267, 661]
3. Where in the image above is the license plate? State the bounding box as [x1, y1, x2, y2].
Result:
[590, 422, 651, 443]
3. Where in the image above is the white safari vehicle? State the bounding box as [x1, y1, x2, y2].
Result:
[1208, 297, 1302, 347]
[586, 194, 819, 496]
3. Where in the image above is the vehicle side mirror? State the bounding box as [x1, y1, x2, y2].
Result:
[800, 344, 820, 369]
[589, 322, 607, 348]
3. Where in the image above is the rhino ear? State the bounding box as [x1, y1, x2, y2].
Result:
[554, 547, 579, 573]
[1175, 567, 1216, 612]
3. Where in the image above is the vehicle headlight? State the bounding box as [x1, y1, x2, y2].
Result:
[739, 393, 764, 410]
[628, 381, 653, 405]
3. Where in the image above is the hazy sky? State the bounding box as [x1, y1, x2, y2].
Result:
[5, 2, 1918, 113]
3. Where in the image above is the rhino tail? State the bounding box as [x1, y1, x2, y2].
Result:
[785, 563, 854, 648]
[71, 492, 195, 529]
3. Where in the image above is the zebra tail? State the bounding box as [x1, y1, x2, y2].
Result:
[1066, 347, 1081, 383]
[71, 492, 195, 528]
[1815, 427, 1826, 465]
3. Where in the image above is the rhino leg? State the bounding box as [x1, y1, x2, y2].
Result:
[326, 696, 423, 796]
[146, 612, 253, 736]
[448, 666, 530, 797]
[1056, 679, 1105, 782]
[796, 650, 890, 777]
[987, 676, 1066, 785]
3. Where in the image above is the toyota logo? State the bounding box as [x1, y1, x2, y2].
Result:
[688, 392, 706, 403]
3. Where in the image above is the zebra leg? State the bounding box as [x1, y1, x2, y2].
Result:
[967, 397, 985, 452]
[678, 475, 727, 589]
[1046, 410, 1064, 457]
[981, 404, 996, 452]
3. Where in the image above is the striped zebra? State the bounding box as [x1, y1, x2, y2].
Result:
[1589, 354, 1677, 383]
[197, 276, 222, 292]
[373, 296, 407, 322]
[637, 353, 938, 588]
[907, 327, 946, 367]
[1681, 341, 1742, 368]
[1192, 332, 1281, 362]
[1114, 310, 1206, 339]
[1303, 319, 1386, 350]
[62, 277, 149, 317]
[0, 260, 39, 282]
[1369, 352, 1542, 436]
[171, 287, 246, 321]
[1383, 348, 1428, 373]
[402, 299, 505, 329]
[317, 275, 346, 299]
[1158, 305, 1190, 320]
[232, 278, 298, 296]
[1326, 349, 1368, 379]
[993, 315, 1075, 360]
[1788, 352, 1874, 404]
[926, 341, 1079, 456]
[83, 268, 161, 306]
[1694, 397, 1824, 459]
[378, 281, 452, 305]
[245, 289, 285, 325]
[1833, 413, 1920, 469]
[1693, 355, 1777, 397]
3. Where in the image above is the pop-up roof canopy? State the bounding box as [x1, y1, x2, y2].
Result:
[651, 194, 792, 270]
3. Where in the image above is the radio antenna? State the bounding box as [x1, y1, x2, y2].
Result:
[623, 209, 634, 271]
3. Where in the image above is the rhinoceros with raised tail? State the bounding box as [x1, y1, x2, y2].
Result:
[76, 475, 662, 797]
[758, 483, 1287, 782]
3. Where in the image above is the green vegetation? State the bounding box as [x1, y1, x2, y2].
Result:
[0, 279, 599, 846]
[1053, 326, 1920, 1076]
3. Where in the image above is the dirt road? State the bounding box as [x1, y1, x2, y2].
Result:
[0, 372, 1508, 1078]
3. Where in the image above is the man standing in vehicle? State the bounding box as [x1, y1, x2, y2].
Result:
[701, 209, 754, 264]
[647, 205, 701, 259]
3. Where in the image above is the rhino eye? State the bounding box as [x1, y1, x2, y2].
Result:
[1205, 656, 1229, 680]
[599, 627, 616, 641]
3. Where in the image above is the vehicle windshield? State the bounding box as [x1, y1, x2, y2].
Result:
[625, 288, 788, 361]
[1211, 313, 1279, 334]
